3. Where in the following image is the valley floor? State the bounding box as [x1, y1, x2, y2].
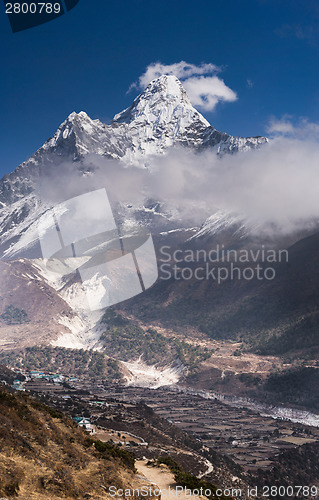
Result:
[26, 379, 319, 474]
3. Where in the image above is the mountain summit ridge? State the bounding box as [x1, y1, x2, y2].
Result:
[113, 74, 210, 130]
[0, 74, 268, 258]
[0, 74, 268, 204]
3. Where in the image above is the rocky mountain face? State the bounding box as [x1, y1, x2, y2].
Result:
[0, 75, 268, 260]
[4, 73, 316, 361]
[120, 230, 319, 358]
[0, 75, 267, 207]
[0, 258, 102, 350]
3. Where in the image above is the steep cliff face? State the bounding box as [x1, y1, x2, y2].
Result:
[0, 74, 271, 351]
[0, 74, 267, 259]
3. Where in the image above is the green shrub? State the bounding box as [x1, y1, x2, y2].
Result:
[1, 305, 29, 325]
[94, 439, 135, 471]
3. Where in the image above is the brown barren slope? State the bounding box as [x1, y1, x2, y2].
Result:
[0, 385, 154, 499]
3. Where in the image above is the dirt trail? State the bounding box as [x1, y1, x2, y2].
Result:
[135, 460, 207, 500]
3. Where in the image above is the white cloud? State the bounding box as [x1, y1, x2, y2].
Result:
[41, 118, 319, 237]
[142, 130, 319, 233]
[131, 61, 238, 112]
[266, 115, 319, 138]
[183, 75, 237, 111]
[266, 116, 295, 135]
[137, 61, 219, 87]
[84, 119, 319, 234]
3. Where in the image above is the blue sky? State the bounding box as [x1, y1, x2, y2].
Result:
[1, 0, 319, 177]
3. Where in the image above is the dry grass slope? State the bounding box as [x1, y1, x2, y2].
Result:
[0, 386, 151, 499]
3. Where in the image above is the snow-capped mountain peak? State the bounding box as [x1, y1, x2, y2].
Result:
[113, 74, 209, 128]
[42, 110, 110, 158]
[0, 73, 268, 258]
[111, 75, 213, 160]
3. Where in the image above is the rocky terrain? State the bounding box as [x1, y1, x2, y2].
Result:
[0, 379, 154, 499]
[21, 375, 319, 500]
[0, 73, 318, 435]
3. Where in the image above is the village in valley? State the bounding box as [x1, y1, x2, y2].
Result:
[5, 367, 318, 476]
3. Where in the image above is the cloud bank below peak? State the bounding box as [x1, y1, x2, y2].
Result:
[266, 115, 319, 139]
[130, 61, 238, 111]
